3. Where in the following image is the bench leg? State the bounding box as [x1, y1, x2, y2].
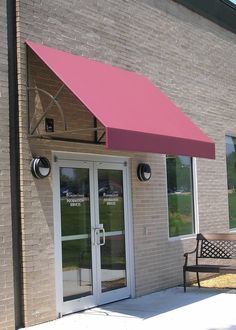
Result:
[196, 272, 201, 288]
[183, 269, 186, 292]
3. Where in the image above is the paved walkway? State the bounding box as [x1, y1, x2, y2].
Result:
[21, 287, 236, 330]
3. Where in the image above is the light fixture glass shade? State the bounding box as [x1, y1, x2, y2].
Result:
[31, 156, 51, 179]
[137, 163, 151, 181]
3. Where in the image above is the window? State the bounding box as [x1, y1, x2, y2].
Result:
[225, 136, 236, 229]
[166, 156, 195, 238]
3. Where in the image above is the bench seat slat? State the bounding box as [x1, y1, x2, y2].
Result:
[184, 264, 236, 273]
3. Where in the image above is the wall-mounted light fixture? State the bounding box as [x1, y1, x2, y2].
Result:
[31, 156, 51, 179]
[137, 163, 151, 181]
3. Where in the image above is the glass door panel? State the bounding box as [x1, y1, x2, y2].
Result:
[97, 169, 127, 293]
[62, 239, 92, 300]
[60, 167, 93, 301]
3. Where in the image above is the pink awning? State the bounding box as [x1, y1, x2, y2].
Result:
[26, 41, 215, 159]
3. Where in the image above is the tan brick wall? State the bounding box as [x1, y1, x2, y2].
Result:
[0, 1, 15, 330]
[16, 0, 236, 326]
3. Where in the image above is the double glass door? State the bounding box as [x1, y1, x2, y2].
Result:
[55, 158, 131, 315]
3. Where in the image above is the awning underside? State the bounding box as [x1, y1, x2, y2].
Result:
[26, 41, 215, 159]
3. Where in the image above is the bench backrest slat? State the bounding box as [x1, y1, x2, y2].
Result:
[196, 233, 236, 259]
[197, 233, 236, 241]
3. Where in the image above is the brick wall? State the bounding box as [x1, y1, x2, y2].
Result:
[16, 0, 236, 326]
[0, 1, 15, 330]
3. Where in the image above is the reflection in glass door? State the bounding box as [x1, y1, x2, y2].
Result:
[55, 158, 131, 315]
[60, 167, 93, 302]
[97, 169, 127, 294]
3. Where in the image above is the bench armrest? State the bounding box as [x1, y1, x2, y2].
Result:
[183, 247, 197, 267]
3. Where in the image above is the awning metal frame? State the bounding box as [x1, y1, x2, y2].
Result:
[28, 84, 66, 134]
[27, 84, 105, 145]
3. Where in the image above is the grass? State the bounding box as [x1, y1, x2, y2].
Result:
[228, 192, 236, 229]
[62, 237, 126, 270]
[61, 197, 124, 236]
[168, 193, 193, 237]
[61, 197, 125, 269]
[191, 274, 236, 289]
[169, 191, 236, 236]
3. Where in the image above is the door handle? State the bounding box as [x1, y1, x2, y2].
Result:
[94, 226, 106, 246]
[100, 227, 106, 246]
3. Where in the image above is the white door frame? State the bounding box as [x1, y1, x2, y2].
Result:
[52, 151, 135, 317]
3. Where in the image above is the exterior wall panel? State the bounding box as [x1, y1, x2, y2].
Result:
[16, 0, 236, 326]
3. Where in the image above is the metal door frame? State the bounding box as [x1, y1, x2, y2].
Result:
[52, 151, 135, 317]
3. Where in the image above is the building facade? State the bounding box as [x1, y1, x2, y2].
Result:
[0, 1, 15, 330]
[1, 0, 236, 328]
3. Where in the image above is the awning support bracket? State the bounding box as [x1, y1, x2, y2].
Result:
[93, 116, 105, 143]
[93, 117, 98, 143]
[97, 132, 105, 143]
[28, 84, 66, 135]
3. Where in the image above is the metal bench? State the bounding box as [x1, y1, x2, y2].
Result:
[183, 233, 236, 292]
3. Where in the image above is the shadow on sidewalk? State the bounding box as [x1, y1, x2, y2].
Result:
[83, 286, 229, 320]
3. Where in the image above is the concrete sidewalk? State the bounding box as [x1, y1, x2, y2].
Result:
[21, 287, 236, 330]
